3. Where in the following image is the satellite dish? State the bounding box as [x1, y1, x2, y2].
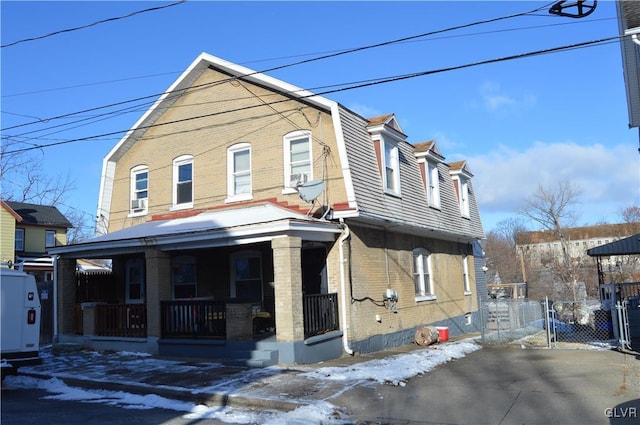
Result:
[298, 179, 324, 203]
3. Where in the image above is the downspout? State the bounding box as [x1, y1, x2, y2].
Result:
[338, 219, 354, 355]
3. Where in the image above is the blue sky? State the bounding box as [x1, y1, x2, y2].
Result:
[2, 1, 638, 235]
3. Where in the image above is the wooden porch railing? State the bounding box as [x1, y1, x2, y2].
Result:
[160, 300, 226, 339]
[303, 292, 339, 338]
[95, 304, 147, 338]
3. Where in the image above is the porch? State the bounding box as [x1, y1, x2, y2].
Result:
[80, 294, 340, 342]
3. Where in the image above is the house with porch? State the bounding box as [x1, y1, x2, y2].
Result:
[49, 52, 484, 365]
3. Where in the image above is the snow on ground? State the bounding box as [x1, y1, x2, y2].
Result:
[3, 339, 481, 424]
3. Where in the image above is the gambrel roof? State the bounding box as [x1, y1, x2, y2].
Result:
[95, 52, 484, 244]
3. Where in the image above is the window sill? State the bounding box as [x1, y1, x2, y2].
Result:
[171, 203, 193, 211]
[384, 189, 402, 199]
[282, 187, 298, 195]
[225, 194, 253, 203]
[415, 295, 437, 303]
[128, 210, 148, 218]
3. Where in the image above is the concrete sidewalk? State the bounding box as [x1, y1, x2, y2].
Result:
[14, 341, 640, 424]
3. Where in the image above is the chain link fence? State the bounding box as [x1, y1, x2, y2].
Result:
[479, 297, 618, 349]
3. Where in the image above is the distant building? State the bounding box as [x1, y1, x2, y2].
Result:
[516, 223, 640, 269]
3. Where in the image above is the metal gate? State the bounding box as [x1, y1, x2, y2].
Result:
[480, 297, 623, 349]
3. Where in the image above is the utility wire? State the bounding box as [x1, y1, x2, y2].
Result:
[1, 1, 187, 48]
[1, 1, 556, 132]
[1, 15, 613, 101]
[3, 34, 620, 155]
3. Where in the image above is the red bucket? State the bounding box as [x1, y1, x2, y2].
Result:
[436, 326, 449, 342]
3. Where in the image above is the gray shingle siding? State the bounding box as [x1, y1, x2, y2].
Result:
[338, 106, 484, 240]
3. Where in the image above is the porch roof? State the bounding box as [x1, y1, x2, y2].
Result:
[49, 203, 342, 258]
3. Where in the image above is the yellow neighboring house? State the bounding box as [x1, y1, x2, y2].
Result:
[0, 201, 22, 266]
[2, 201, 72, 282]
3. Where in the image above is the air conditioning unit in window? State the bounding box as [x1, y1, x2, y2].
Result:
[289, 173, 309, 188]
[131, 199, 146, 210]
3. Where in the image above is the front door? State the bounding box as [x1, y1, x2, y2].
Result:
[125, 258, 145, 304]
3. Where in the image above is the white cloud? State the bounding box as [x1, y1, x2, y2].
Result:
[345, 103, 382, 119]
[477, 81, 535, 113]
[466, 141, 640, 230]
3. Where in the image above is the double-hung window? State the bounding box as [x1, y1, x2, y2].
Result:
[173, 155, 193, 209]
[130, 165, 148, 214]
[462, 254, 471, 295]
[226, 143, 252, 202]
[15, 228, 24, 251]
[459, 176, 470, 217]
[413, 248, 435, 301]
[45, 230, 56, 248]
[427, 162, 441, 208]
[382, 139, 400, 195]
[284, 131, 312, 191]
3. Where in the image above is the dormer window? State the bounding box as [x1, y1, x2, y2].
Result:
[368, 114, 406, 197]
[449, 160, 473, 218]
[426, 162, 441, 209]
[414, 141, 443, 209]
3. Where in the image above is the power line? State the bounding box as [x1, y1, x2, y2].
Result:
[3, 34, 620, 156]
[1, 1, 558, 133]
[0, 1, 187, 48]
[1, 15, 613, 101]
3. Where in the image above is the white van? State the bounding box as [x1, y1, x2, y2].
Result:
[1, 267, 42, 380]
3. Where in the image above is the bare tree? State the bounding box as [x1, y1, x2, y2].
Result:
[484, 217, 528, 286]
[1, 143, 93, 242]
[519, 181, 583, 301]
[619, 205, 640, 223]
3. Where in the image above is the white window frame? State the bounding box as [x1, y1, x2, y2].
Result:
[462, 254, 472, 295]
[172, 155, 193, 210]
[283, 130, 312, 194]
[381, 138, 400, 195]
[226, 143, 252, 203]
[460, 176, 470, 217]
[413, 248, 436, 301]
[427, 161, 441, 208]
[130, 165, 149, 215]
[45, 230, 56, 248]
[15, 228, 24, 251]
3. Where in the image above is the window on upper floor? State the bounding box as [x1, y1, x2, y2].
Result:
[173, 155, 193, 209]
[413, 248, 435, 301]
[130, 165, 149, 214]
[382, 139, 400, 195]
[454, 176, 470, 218]
[15, 228, 24, 251]
[283, 131, 312, 192]
[227, 143, 252, 202]
[426, 162, 441, 208]
[45, 230, 56, 248]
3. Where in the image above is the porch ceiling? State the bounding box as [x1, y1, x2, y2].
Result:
[49, 203, 342, 258]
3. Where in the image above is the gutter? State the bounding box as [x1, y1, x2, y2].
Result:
[338, 219, 354, 356]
